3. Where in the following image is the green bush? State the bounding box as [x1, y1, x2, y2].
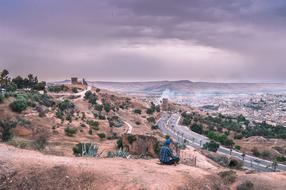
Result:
[6, 82, 17, 92]
[10, 99, 28, 113]
[151, 125, 159, 130]
[104, 103, 111, 113]
[0, 95, 4, 103]
[218, 170, 237, 185]
[64, 127, 77, 137]
[88, 128, 93, 135]
[191, 123, 203, 134]
[234, 145, 241, 150]
[133, 109, 142, 115]
[203, 141, 219, 152]
[236, 181, 254, 190]
[58, 100, 75, 111]
[127, 134, 137, 144]
[147, 117, 156, 123]
[0, 120, 17, 141]
[97, 133, 106, 139]
[116, 138, 123, 149]
[276, 156, 286, 162]
[86, 120, 99, 130]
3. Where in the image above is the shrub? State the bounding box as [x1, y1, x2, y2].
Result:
[127, 134, 137, 144]
[48, 85, 66, 93]
[147, 117, 156, 123]
[0, 120, 17, 141]
[203, 141, 219, 152]
[6, 82, 17, 92]
[55, 110, 64, 120]
[64, 127, 77, 137]
[10, 99, 28, 113]
[0, 95, 4, 103]
[191, 123, 203, 134]
[135, 121, 141, 125]
[276, 156, 286, 162]
[251, 147, 260, 157]
[151, 125, 159, 130]
[261, 150, 271, 159]
[86, 120, 99, 130]
[73, 143, 98, 157]
[58, 99, 74, 111]
[88, 128, 93, 135]
[153, 141, 160, 155]
[218, 170, 237, 185]
[107, 150, 129, 158]
[104, 103, 111, 113]
[33, 133, 48, 150]
[236, 181, 254, 190]
[234, 145, 241, 150]
[116, 138, 123, 149]
[133, 109, 142, 115]
[97, 133, 106, 139]
[228, 159, 243, 169]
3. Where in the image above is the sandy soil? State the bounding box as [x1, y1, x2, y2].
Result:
[0, 143, 226, 190]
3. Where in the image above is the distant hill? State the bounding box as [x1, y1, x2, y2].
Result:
[87, 80, 286, 95]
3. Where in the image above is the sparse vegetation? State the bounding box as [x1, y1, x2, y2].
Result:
[0, 94, 4, 103]
[73, 143, 98, 157]
[151, 125, 159, 130]
[86, 120, 99, 130]
[218, 170, 237, 185]
[236, 181, 254, 190]
[48, 85, 67, 93]
[0, 120, 17, 141]
[127, 134, 137, 144]
[33, 133, 48, 150]
[133, 109, 142, 115]
[64, 127, 77, 137]
[203, 141, 219, 152]
[97, 133, 106, 139]
[116, 138, 123, 149]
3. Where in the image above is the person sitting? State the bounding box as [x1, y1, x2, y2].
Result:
[159, 138, 180, 165]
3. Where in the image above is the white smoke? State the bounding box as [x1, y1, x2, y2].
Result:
[160, 89, 176, 100]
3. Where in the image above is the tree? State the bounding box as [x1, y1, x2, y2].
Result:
[0, 69, 9, 88]
[203, 141, 219, 152]
[33, 81, 46, 91]
[0, 120, 17, 141]
[12, 76, 25, 89]
[6, 82, 17, 92]
[191, 123, 203, 134]
[104, 103, 111, 113]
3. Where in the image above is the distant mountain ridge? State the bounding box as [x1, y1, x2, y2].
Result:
[84, 80, 286, 95]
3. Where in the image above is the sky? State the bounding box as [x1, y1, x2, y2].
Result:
[0, 0, 286, 82]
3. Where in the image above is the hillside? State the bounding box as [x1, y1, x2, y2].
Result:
[1, 143, 286, 190]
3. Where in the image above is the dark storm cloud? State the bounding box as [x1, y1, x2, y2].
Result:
[0, 0, 286, 82]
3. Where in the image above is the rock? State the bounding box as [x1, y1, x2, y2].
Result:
[122, 134, 161, 158]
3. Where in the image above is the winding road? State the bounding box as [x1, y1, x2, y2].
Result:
[158, 112, 286, 172]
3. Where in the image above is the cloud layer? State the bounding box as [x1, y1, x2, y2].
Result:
[0, 0, 286, 82]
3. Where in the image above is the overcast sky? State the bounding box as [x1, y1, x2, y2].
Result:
[0, 0, 286, 82]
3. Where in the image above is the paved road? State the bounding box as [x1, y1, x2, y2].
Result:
[158, 112, 286, 172]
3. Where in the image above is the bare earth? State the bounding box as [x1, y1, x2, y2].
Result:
[0, 143, 226, 190]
